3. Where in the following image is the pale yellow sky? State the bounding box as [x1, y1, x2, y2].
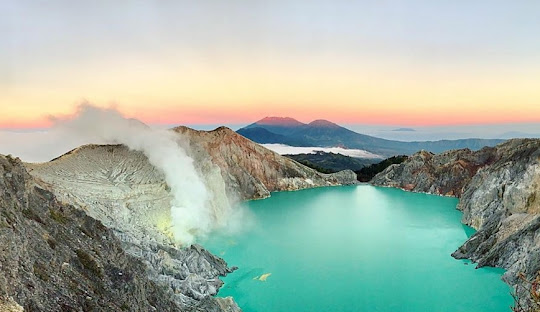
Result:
[2, 1, 540, 127]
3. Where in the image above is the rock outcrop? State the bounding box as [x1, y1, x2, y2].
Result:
[174, 126, 357, 200]
[13, 126, 355, 311]
[371, 139, 540, 305]
[370, 147, 498, 196]
[0, 154, 239, 311]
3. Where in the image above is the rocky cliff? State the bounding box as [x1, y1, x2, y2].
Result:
[173, 126, 357, 200]
[5, 126, 355, 311]
[371, 139, 540, 305]
[26, 127, 356, 253]
[370, 146, 498, 196]
[0, 154, 239, 311]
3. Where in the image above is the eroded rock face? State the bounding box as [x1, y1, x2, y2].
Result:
[25, 144, 240, 310]
[20, 127, 355, 311]
[174, 126, 357, 200]
[0, 154, 240, 311]
[371, 138, 540, 306]
[28, 145, 174, 247]
[451, 140, 540, 292]
[370, 147, 498, 197]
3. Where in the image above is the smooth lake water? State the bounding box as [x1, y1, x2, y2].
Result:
[202, 185, 513, 312]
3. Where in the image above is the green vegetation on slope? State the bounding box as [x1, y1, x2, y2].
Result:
[355, 155, 409, 182]
[285, 152, 378, 174]
[285, 151, 407, 182]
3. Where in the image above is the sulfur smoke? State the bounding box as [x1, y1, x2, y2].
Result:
[51, 104, 215, 244]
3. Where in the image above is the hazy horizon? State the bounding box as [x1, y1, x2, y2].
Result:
[1, 114, 538, 163]
[3, 116, 540, 141]
[184, 120, 540, 141]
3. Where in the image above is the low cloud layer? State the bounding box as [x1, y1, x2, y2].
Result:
[261, 143, 382, 159]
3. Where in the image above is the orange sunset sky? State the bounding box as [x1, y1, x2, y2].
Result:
[2, 1, 540, 128]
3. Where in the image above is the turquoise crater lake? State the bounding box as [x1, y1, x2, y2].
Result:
[203, 185, 513, 312]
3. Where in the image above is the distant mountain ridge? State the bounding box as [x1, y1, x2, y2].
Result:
[256, 116, 304, 127]
[237, 117, 505, 157]
[391, 127, 416, 132]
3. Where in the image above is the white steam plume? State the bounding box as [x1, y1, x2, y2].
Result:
[52, 104, 212, 244]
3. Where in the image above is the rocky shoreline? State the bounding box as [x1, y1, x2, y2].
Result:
[5, 126, 530, 310]
[1, 127, 357, 311]
[1, 154, 241, 311]
[371, 138, 540, 308]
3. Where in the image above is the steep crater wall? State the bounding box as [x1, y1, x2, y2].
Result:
[0, 154, 239, 311]
[371, 139, 540, 306]
[174, 126, 357, 200]
[22, 126, 357, 311]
